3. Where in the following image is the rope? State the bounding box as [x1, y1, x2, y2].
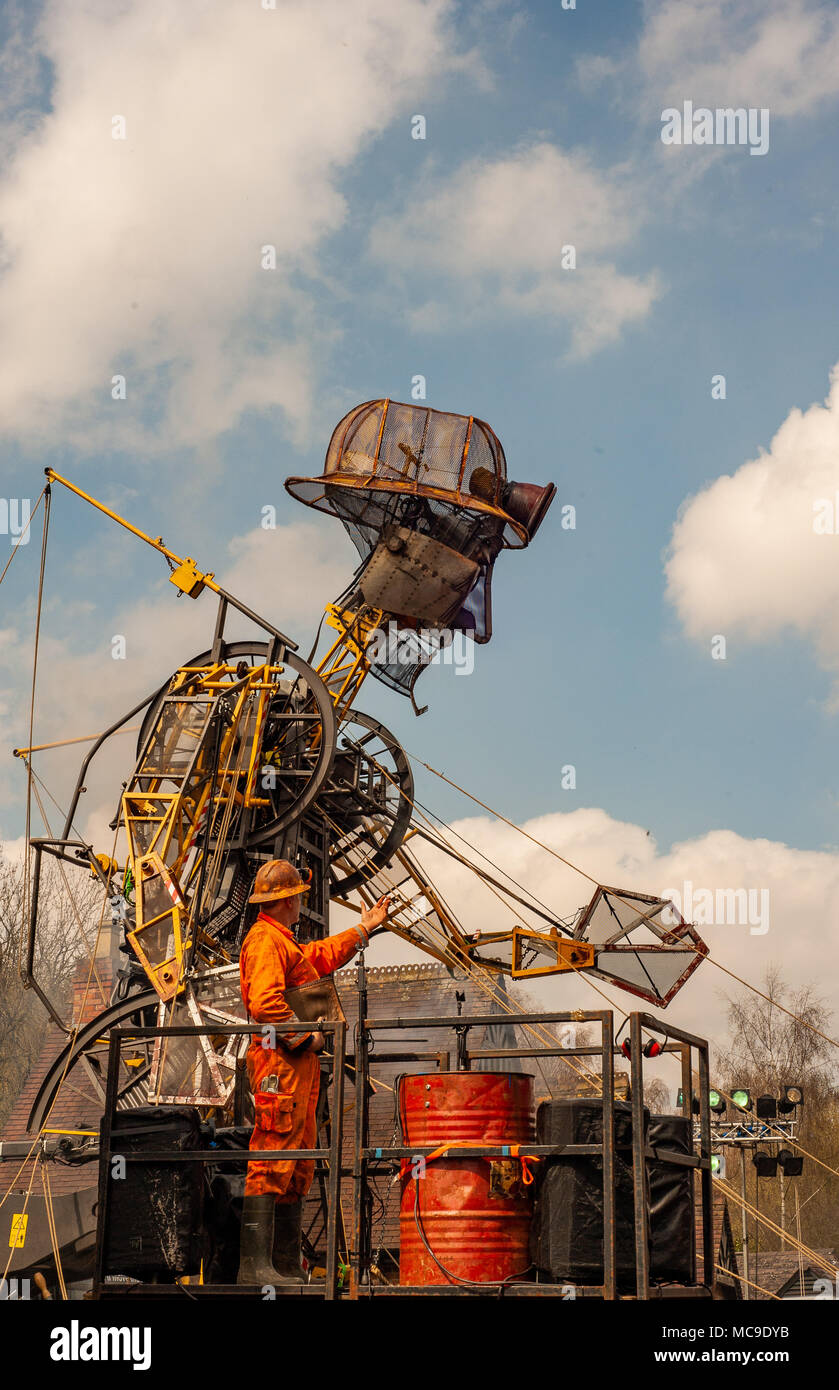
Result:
[713, 1174, 837, 1277]
[341, 763, 644, 1094]
[1, 819, 115, 1212]
[19, 486, 51, 970]
[154, 679, 261, 1102]
[396, 791, 644, 1074]
[353, 768, 839, 1248]
[25, 771, 109, 1009]
[14, 725, 141, 757]
[1, 1146, 39, 1284]
[324, 807, 578, 1091]
[41, 1163, 68, 1299]
[714, 1261, 781, 1300]
[0, 484, 47, 589]
[369, 755, 839, 1155]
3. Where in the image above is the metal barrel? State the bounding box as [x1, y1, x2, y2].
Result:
[398, 1071, 535, 1287]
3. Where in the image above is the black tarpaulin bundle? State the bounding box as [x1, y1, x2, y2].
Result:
[530, 1097, 645, 1288]
[104, 1106, 204, 1279]
[529, 1099, 696, 1288]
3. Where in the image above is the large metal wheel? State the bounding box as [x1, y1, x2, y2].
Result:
[137, 640, 338, 846]
[321, 709, 414, 894]
[27, 990, 160, 1134]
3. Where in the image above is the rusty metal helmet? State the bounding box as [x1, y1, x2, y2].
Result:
[249, 859, 312, 904]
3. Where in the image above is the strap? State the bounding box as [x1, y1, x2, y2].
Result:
[399, 1139, 541, 1183]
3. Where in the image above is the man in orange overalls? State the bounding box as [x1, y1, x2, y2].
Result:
[237, 859, 389, 1285]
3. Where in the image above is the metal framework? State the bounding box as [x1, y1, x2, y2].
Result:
[8, 429, 714, 1300]
[90, 1001, 715, 1301]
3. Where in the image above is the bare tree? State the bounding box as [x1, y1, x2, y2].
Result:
[644, 1077, 671, 1113]
[0, 846, 103, 1127]
[715, 964, 836, 1098]
[715, 966, 839, 1258]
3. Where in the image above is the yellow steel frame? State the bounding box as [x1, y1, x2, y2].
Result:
[121, 661, 288, 998]
[315, 603, 384, 724]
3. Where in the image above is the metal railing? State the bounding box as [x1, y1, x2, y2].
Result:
[93, 1019, 346, 1299]
[90, 996, 714, 1300]
[348, 994, 713, 1299]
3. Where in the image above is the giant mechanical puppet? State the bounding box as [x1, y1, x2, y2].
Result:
[19, 399, 707, 1136]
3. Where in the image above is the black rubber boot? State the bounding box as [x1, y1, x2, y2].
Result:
[236, 1194, 286, 1286]
[272, 1199, 304, 1283]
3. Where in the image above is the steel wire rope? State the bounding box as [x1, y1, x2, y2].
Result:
[0, 483, 47, 591]
[343, 761, 636, 1092]
[381, 768, 839, 1243]
[20, 486, 51, 971]
[321, 804, 586, 1096]
[41, 1162, 68, 1299]
[713, 1262, 781, 1300]
[153, 681, 253, 1103]
[343, 751, 839, 1211]
[1, 1148, 40, 1287]
[713, 1174, 836, 1277]
[25, 771, 109, 1009]
[404, 749, 839, 1053]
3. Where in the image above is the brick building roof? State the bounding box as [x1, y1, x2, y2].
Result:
[735, 1249, 838, 1299]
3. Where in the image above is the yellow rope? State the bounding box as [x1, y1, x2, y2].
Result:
[41, 1162, 68, 1300]
[713, 1261, 781, 1300]
[713, 1174, 837, 1277]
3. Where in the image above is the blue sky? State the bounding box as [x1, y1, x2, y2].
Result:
[1, 0, 839, 1044]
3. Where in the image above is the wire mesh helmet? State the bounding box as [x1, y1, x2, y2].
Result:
[285, 397, 530, 551]
[285, 399, 555, 700]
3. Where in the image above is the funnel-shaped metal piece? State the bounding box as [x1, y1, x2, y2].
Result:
[573, 885, 708, 1006]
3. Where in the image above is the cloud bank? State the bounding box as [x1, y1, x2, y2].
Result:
[666, 363, 839, 697]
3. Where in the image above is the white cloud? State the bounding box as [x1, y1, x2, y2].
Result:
[361, 805, 839, 1068]
[665, 363, 839, 694]
[0, 0, 470, 450]
[637, 0, 839, 116]
[368, 142, 660, 357]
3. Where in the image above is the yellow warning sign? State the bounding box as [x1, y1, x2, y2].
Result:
[9, 1214, 28, 1248]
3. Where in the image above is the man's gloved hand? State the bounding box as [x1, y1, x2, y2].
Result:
[358, 894, 391, 940]
[310, 1018, 326, 1054]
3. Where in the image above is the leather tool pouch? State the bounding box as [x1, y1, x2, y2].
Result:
[283, 976, 346, 1025]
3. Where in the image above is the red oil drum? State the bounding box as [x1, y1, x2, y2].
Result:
[398, 1071, 535, 1287]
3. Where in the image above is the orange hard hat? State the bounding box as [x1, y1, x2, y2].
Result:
[249, 859, 312, 904]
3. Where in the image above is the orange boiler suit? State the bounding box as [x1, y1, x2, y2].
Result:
[239, 912, 365, 1199]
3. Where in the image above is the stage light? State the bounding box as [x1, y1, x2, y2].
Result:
[778, 1149, 804, 1177]
[779, 1085, 804, 1113]
[730, 1088, 751, 1112]
[708, 1089, 726, 1114]
[752, 1150, 778, 1178]
[710, 1153, 726, 1178]
[677, 1087, 700, 1115]
[756, 1095, 778, 1120]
